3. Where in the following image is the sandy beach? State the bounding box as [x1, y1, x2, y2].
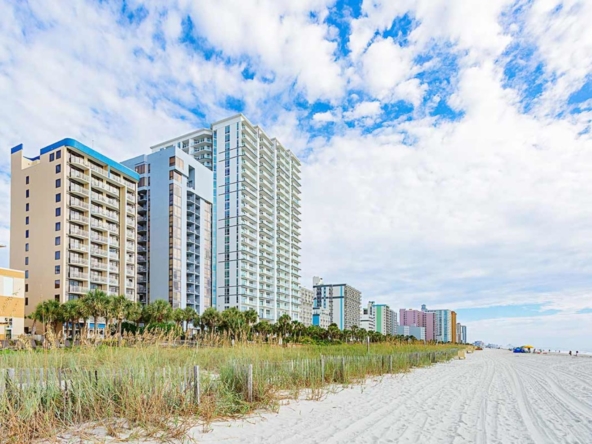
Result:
[189, 349, 592, 444]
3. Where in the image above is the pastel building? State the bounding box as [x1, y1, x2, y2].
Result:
[152, 115, 302, 322]
[451, 311, 457, 343]
[299, 287, 314, 327]
[122, 147, 213, 312]
[422, 305, 453, 343]
[360, 301, 375, 331]
[312, 277, 361, 330]
[10, 139, 139, 330]
[374, 304, 394, 336]
[0, 268, 25, 339]
[399, 308, 435, 341]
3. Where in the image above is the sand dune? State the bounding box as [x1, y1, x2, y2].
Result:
[191, 349, 592, 444]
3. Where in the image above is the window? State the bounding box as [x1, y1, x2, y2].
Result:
[55, 265, 60, 274]
[55, 178, 61, 188]
[135, 163, 146, 174]
[25, 243, 29, 252]
[26, 176, 29, 185]
[55, 193, 61, 203]
[26, 203, 29, 212]
[50, 153, 55, 161]
[25, 230, 29, 238]
[25, 216, 29, 225]
[25, 270, 29, 279]
[56, 164, 61, 174]
[54, 294, 59, 301]
[55, 236, 61, 246]
[54, 280, 60, 289]
[169, 156, 175, 166]
[55, 207, 61, 217]
[55, 222, 61, 231]
[56, 150, 61, 160]
[25, 297, 28, 306]
[25, 257, 29, 265]
[26, 189, 29, 198]
[55, 251, 60, 260]
[25, 284, 28, 292]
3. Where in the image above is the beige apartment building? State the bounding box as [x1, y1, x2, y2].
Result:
[0, 267, 25, 339]
[10, 138, 139, 330]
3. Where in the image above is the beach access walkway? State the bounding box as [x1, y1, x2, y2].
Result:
[192, 349, 592, 444]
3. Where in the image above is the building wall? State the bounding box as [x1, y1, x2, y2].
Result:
[10, 139, 139, 331]
[313, 281, 361, 330]
[451, 311, 457, 343]
[360, 300, 375, 331]
[461, 325, 467, 343]
[300, 287, 314, 326]
[397, 325, 425, 341]
[375, 304, 393, 335]
[122, 147, 213, 313]
[312, 307, 331, 329]
[423, 306, 453, 342]
[0, 268, 25, 339]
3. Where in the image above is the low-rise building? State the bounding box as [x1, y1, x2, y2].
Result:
[312, 307, 331, 329]
[0, 268, 25, 339]
[397, 325, 426, 341]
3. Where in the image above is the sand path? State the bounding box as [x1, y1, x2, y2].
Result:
[190, 349, 592, 444]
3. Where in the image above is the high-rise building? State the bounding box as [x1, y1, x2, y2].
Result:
[312, 276, 361, 330]
[312, 306, 331, 329]
[10, 139, 139, 329]
[461, 325, 467, 344]
[399, 308, 435, 341]
[397, 325, 425, 341]
[0, 267, 25, 339]
[374, 304, 394, 335]
[422, 305, 453, 342]
[456, 322, 462, 343]
[122, 147, 213, 313]
[151, 115, 302, 322]
[451, 311, 457, 343]
[299, 287, 314, 326]
[360, 301, 375, 331]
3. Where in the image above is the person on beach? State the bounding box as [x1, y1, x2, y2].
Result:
[576, 351, 579, 357]
[569, 351, 572, 356]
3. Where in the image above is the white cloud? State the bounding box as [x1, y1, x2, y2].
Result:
[343, 101, 382, 120]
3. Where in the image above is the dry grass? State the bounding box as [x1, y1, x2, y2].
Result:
[0, 337, 461, 443]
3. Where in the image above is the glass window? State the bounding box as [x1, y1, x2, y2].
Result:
[25, 216, 29, 225]
[55, 265, 60, 274]
[55, 251, 60, 260]
[50, 153, 55, 162]
[26, 203, 29, 211]
[25, 270, 29, 279]
[56, 207, 61, 217]
[56, 150, 61, 159]
[56, 164, 61, 174]
[56, 178, 61, 188]
[169, 156, 175, 166]
[55, 222, 61, 231]
[25, 243, 29, 251]
[56, 193, 61, 202]
[55, 280, 60, 289]
[26, 176, 29, 184]
[25, 257, 28, 265]
[55, 236, 60, 246]
[135, 163, 146, 174]
[26, 189, 29, 198]
[25, 297, 28, 306]
[54, 295, 59, 301]
[25, 230, 29, 238]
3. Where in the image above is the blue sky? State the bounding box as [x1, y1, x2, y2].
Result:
[1, 0, 592, 350]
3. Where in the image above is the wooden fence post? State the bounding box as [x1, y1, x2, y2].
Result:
[193, 365, 200, 405]
[248, 364, 253, 402]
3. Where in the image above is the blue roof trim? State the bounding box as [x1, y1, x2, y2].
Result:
[39, 138, 139, 181]
[10, 144, 23, 154]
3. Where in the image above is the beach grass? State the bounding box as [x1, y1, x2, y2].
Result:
[0, 342, 461, 442]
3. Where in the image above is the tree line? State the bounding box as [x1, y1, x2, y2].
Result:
[28, 289, 421, 344]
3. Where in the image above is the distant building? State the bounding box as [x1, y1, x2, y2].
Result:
[312, 276, 361, 330]
[451, 311, 457, 343]
[312, 307, 331, 329]
[375, 304, 394, 336]
[397, 325, 425, 341]
[0, 268, 25, 339]
[399, 308, 435, 341]
[461, 325, 467, 344]
[422, 305, 453, 342]
[456, 322, 462, 343]
[300, 287, 314, 327]
[360, 301, 375, 331]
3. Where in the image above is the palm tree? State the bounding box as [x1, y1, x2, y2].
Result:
[327, 323, 341, 342]
[221, 307, 245, 341]
[29, 300, 61, 334]
[275, 314, 292, 344]
[181, 307, 197, 334]
[110, 295, 132, 338]
[59, 299, 85, 339]
[145, 300, 173, 324]
[172, 307, 186, 329]
[200, 307, 221, 339]
[81, 289, 109, 337]
[243, 308, 258, 339]
[253, 320, 272, 342]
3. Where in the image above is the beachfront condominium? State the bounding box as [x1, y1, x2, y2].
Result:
[122, 147, 213, 313]
[451, 311, 457, 343]
[399, 308, 435, 341]
[396, 325, 426, 341]
[461, 325, 467, 344]
[150, 114, 302, 322]
[10, 139, 139, 330]
[312, 277, 361, 330]
[360, 301, 375, 331]
[0, 267, 25, 339]
[299, 287, 314, 326]
[374, 304, 395, 336]
[421, 305, 453, 342]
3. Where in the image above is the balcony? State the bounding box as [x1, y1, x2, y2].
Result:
[90, 233, 108, 244]
[69, 198, 87, 211]
[68, 285, 89, 294]
[90, 274, 107, 284]
[68, 156, 88, 168]
[91, 178, 119, 196]
[90, 247, 107, 257]
[69, 183, 89, 197]
[68, 255, 87, 266]
[69, 169, 89, 183]
[69, 212, 88, 225]
[90, 262, 107, 271]
[92, 193, 119, 210]
[69, 226, 89, 238]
